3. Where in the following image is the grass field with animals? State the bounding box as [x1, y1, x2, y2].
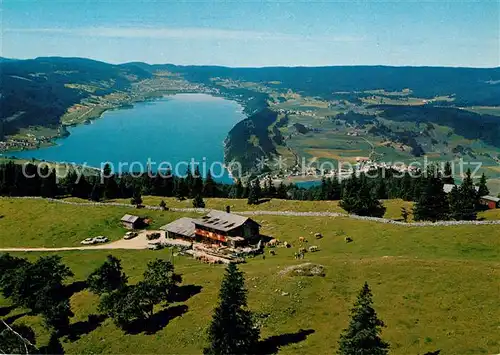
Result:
[1, 198, 499, 354]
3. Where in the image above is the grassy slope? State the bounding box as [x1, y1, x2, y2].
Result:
[1, 197, 499, 248]
[0, 198, 500, 354]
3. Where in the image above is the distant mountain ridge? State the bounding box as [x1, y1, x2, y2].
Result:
[2, 57, 500, 175]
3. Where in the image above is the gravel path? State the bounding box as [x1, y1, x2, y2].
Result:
[3, 196, 500, 227]
[0, 230, 160, 252]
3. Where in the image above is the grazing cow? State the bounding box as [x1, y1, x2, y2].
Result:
[298, 247, 307, 254]
[315, 233, 323, 239]
[345, 236, 353, 243]
[299, 237, 305, 243]
[283, 241, 291, 248]
[268, 239, 278, 247]
[309, 245, 318, 252]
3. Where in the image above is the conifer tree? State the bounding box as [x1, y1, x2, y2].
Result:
[164, 169, 175, 196]
[318, 177, 328, 200]
[60, 170, 78, 196]
[40, 168, 58, 198]
[338, 282, 389, 355]
[458, 169, 477, 220]
[72, 175, 90, 199]
[276, 182, 288, 199]
[340, 172, 385, 217]
[374, 179, 388, 199]
[477, 173, 489, 197]
[185, 167, 194, 197]
[442, 161, 454, 184]
[266, 176, 276, 197]
[247, 180, 259, 205]
[102, 163, 112, 179]
[192, 166, 204, 197]
[413, 166, 449, 221]
[253, 177, 261, 200]
[328, 176, 342, 200]
[193, 194, 206, 208]
[204, 170, 217, 197]
[229, 179, 244, 199]
[204, 263, 259, 355]
[399, 173, 413, 201]
[130, 189, 142, 207]
[448, 185, 462, 220]
[89, 182, 101, 202]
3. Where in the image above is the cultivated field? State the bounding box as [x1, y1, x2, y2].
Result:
[0, 198, 499, 354]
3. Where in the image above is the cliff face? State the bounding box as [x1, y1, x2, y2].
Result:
[224, 108, 279, 176]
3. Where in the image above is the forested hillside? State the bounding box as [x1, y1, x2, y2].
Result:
[0, 57, 151, 136]
[2, 57, 500, 175]
[169, 65, 500, 106]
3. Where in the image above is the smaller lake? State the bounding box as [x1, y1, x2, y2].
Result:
[12, 94, 246, 183]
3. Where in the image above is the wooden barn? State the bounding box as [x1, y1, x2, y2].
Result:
[193, 210, 260, 247]
[479, 195, 500, 209]
[121, 214, 142, 229]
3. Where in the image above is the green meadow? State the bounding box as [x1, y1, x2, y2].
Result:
[0, 198, 499, 354]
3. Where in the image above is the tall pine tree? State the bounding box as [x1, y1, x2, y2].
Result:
[442, 161, 454, 184]
[338, 282, 389, 355]
[458, 169, 477, 220]
[477, 173, 489, 197]
[204, 263, 259, 355]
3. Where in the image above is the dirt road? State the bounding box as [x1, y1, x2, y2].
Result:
[0, 230, 160, 252]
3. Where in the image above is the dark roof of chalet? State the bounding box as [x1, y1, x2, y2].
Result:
[121, 214, 141, 223]
[160, 217, 196, 238]
[193, 210, 259, 232]
[480, 195, 500, 203]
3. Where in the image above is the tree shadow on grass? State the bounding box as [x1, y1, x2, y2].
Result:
[125, 304, 188, 335]
[255, 198, 271, 205]
[0, 304, 16, 317]
[2, 311, 30, 324]
[63, 280, 88, 298]
[257, 328, 315, 354]
[66, 314, 107, 341]
[170, 285, 202, 303]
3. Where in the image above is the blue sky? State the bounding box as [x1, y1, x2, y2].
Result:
[2, 0, 499, 67]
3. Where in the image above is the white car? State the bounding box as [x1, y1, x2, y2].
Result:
[124, 231, 138, 240]
[93, 236, 109, 244]
[80, 238, 96, 245]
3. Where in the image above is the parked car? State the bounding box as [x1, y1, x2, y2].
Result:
[80, 238, 96, 245]
[124, 231, 138, 240]
[147, 241, 163, 250]
[147, 232, 161, 241]
[93, 236, 109, 244]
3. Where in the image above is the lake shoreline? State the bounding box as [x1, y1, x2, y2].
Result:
[9, 94, 246, 183]
[4, 90, 249, 159]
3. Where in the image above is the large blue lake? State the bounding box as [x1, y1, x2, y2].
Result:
[12, 94, 245, 183]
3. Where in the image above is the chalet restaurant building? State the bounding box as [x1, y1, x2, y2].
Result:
[161, 210, 260, 247]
